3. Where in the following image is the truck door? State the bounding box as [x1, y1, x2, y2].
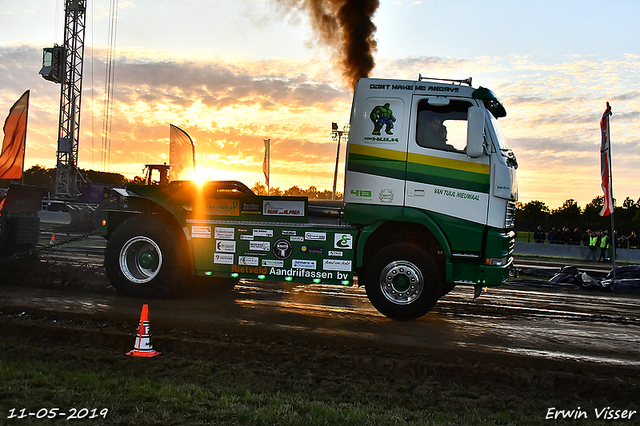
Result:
[405, 97, 491, 225]
[344, 95, 409, 207]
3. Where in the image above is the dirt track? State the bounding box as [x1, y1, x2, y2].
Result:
[1, 245, 639, 423]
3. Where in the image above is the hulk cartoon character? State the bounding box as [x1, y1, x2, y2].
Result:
[370, 103, 396, 135]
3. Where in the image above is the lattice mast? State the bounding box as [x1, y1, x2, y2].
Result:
[56, 0, 87, 197]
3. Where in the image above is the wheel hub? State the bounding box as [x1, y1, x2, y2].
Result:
[380, 261, 424, 305]
[137, 251, 157, 270]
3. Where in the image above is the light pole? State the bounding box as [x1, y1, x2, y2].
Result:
[331, 122, 346, 201]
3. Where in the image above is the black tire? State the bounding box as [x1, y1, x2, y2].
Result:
[105, 215, 188, 298]
[364, 244, 442, 320]
[440, 281, 456, 297]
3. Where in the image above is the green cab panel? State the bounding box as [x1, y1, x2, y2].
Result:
[344, 203, 514, 286]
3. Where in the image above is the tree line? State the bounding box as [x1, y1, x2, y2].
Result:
[1, 165, 133, 191]
[22, 166, 640, 239]
[4, 165, 342, 200]
[250, 182, 341, 200]
[516, 197, 640, 245]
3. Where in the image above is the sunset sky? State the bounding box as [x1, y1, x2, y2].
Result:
[1, 0, 639, 209]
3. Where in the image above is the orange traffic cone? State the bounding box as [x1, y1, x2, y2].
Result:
[126, 304, 160, 357]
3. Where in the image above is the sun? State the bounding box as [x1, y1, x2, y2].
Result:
[191, 166, 224, 185]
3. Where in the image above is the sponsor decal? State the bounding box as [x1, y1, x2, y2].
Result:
[304, 231, 326, 241]
[369, 83, 427, 91]
[214, 227, 234, 240]
[269, 268, 334, 279]
[231, 264, 267, 274]
[216, 240, 236, 253]
[262, 259, 284, 267]
[290, 236, 304, 242]
[238, 228, 249, 233]
[433, 187, 480, 202]
[426, 85, 459, 93]
[214, 253, 234, 265]
[191, 226, 211, 239]
[205, 199, 239, 216]
[249, 241, 270, 251]
[263, 200, 304, 217]
[253, 229, 274, 238]
[238, 256, 259, 266]
[379, 188, 394, 203]
[292, 259, 317, 269]
[239, 235, 254, 241]
[244, 252, 267, 257]
[282, 230, 297, 236]
[323, 259, 353, 272]
[369, 103, 396, 136]
[364, 136, 399, 143]
[350, 189, 372, 198]
[334, 233, 353, 250]
[273, 239, 293, 260]
[328, 251, 343, 257]
[241, 203, 261, 214]
[300, 245, 323, 255]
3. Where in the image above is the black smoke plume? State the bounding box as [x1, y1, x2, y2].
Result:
[278, 0, 379, 89]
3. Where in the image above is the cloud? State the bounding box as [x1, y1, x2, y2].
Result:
[1, 45, 639, 205]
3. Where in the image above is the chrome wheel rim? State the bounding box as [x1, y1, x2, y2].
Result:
[119, 236, 162, 284]
[380, 261, 424, 305]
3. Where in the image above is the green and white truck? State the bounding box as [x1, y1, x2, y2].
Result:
[101, 76, 517, 320]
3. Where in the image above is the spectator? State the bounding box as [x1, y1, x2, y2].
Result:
[628, 231, 639, 249]
[534, 226, 546, 243]
[548, 227, 557, 244]
[598, 230, 610, 262]
[585, 231, 599, 261]
[571, 228, 582, 246]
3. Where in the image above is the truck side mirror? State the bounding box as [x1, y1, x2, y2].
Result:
[466, 106, 485, 158]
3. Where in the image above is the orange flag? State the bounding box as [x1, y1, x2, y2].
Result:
[0, 90, 30, 180]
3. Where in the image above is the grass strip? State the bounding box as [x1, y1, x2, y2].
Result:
[1, 323, 637, 426]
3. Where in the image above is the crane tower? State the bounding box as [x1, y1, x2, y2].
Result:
[40, 0, 87, 198]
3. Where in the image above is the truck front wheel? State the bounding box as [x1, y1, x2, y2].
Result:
[364, 244, 442, 320]
[105, 216, 187, 298]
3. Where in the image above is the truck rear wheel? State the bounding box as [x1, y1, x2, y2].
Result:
[364, 244, 442, 320]
[105, 216, 187, 298]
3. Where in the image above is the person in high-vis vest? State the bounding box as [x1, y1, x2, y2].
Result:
[598, 230, 610, 262]
[585, 231, 599, 261]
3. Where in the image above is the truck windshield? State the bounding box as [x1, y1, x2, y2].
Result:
[488, 113, 508, 150]
[488, 112, 518, 169]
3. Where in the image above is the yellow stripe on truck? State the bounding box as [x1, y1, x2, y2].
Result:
[408, 152, 490, 175]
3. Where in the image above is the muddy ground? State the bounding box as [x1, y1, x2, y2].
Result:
[1, 249, 639, 424]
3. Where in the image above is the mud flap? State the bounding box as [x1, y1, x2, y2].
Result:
[473, 285, 484, 299]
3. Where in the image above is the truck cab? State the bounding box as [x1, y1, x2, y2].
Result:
[344, 76, 517, 318]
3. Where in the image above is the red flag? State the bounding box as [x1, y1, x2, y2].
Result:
[599, 102, 613, 217]
[0, 90, 30, 180]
